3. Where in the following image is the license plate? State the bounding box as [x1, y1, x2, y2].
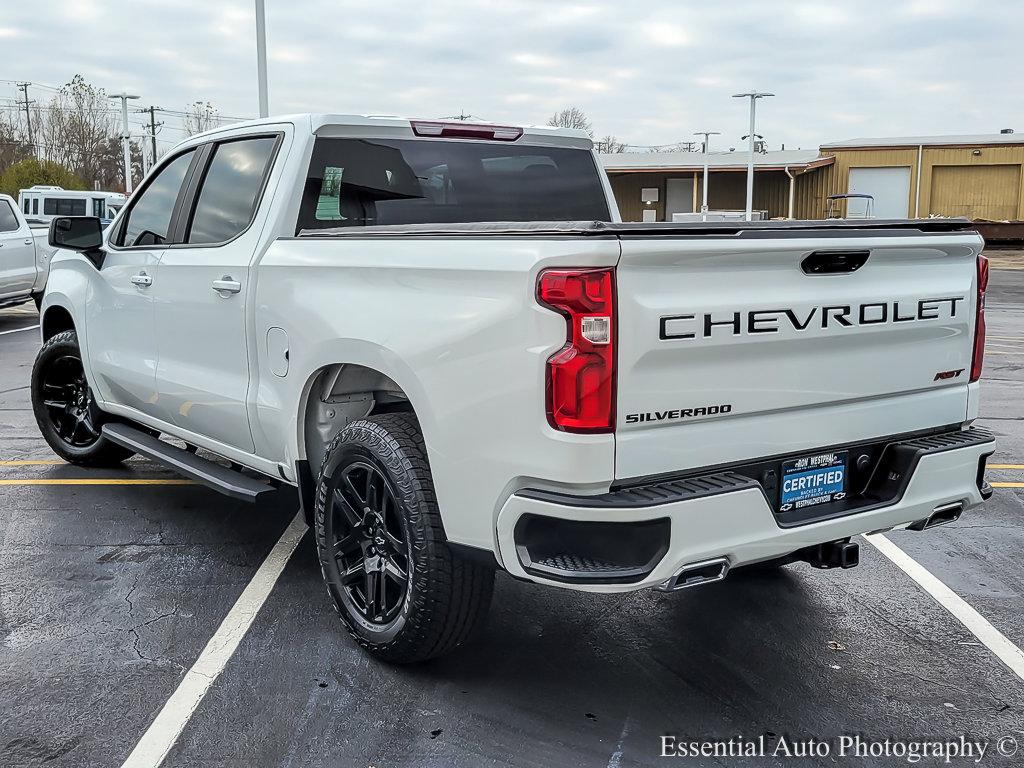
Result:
[779, 451, 847, 511]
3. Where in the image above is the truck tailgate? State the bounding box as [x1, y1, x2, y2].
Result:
[614, 232, 983, 480]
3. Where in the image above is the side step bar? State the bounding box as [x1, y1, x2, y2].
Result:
[102, 423, 278, 503]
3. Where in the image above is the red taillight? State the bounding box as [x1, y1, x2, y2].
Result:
[537, 268, 616, 433]
[971, 254, 989, 382]
[411, 120, 523, 141]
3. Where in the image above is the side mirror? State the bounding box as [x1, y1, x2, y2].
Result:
[49, 216, 105, 268]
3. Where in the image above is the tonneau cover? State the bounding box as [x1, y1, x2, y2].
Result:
[298, 218, 978, 239]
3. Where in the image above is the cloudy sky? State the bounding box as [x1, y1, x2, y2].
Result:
[2, 0, 1021, 153]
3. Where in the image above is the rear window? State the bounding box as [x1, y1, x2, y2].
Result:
[297, 137, 610, 231]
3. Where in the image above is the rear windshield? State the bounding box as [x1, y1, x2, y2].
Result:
[297, 137, 610, 231]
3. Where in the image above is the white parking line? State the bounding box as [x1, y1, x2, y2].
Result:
[0, 324, 39, 336]
[121, 512, 307, 768]
[864, 533, 1024, 681]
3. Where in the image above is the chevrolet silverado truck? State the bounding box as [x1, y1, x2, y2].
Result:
[0, 193, 55, 310]
[32, 114, 994, 663]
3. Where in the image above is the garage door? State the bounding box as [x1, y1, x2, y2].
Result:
[848, 166, 911, 218]
[930, 165, 1020, 221]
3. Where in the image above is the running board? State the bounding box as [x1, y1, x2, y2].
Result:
[101, 423, 278, 503]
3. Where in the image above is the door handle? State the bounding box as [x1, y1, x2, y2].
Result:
[212, 276, 241, 295]
[130, 272, 153, 287]
[24, 239, 32, 245]
[801, 250, 870, 275]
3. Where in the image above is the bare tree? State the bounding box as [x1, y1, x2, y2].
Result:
[0, 114, 34, 173]
[34, 75, 119, 186]
[594, 135, 627, 154]
[547, 106, 593, 137]
[184, 101, 219, 136]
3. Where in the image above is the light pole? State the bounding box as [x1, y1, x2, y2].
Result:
[732, 92, 773, 220]
[110, 91, 140, 193]
[694, 131, 720, 219]
[255, 0, 269, 117]
[693, 130, 720, 154]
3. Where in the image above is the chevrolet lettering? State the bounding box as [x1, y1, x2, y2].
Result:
[659, 297, 966, 340]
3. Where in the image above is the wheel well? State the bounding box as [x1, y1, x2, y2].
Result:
[300, 363, 414, 476]
[41, 306, 75, 341]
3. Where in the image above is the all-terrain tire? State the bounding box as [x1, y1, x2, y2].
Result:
[314, 413, 494, 663]
[30, 330, 135, 467]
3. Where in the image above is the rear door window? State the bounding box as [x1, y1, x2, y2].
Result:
[186, 136, 278, 245]
[297, 137, 610, 231]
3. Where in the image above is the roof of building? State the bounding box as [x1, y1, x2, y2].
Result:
[599, 149, 831, 172]
[821, 133, 1023, 149]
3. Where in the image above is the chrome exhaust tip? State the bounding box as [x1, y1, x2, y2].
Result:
[657, 556, 730, 592]
[908, 501, 965, 532]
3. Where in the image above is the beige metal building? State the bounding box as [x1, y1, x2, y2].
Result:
[603, 133, 1024, 223]
[805, 133, 1024, 221]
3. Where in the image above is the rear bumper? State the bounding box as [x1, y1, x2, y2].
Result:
[495, 427, 994, 593]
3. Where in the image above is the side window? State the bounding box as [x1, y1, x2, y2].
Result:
[92, 198, 105, 218]
[23, 199, 29, 214]
[0, 201, 19, 232]
[32, 199, 38, 215]
[43, 198, 88, 216]
[117, 149, 196, 247]
[187, 136, 277, 245]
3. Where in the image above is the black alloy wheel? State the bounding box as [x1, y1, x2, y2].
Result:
[328, 458, 411, 627]
[314, 413, 494, 663]
[39, 353, 101, 448]
[31, 330, 135, 466]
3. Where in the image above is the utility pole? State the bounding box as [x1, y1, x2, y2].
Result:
[732, 92, 774, 221]
[255, 0, 269, 117]
[138, 106, 163, 168]
[110, 91, 140, 193]
[693, 130, 721, 154]
[17, 82, 34, 157]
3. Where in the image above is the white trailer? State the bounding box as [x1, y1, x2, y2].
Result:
[17, 186, 127, 224]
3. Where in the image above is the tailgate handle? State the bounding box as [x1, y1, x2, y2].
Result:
[801, 250, 869, 275]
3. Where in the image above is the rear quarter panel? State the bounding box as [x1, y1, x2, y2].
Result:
[252, 236, 620, 552]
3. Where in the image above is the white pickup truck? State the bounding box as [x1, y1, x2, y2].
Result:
[33, 114, 994, 663]
[0, 193, 54, 310]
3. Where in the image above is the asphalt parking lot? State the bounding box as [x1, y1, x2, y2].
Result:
[2, 263, 1024, 768]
